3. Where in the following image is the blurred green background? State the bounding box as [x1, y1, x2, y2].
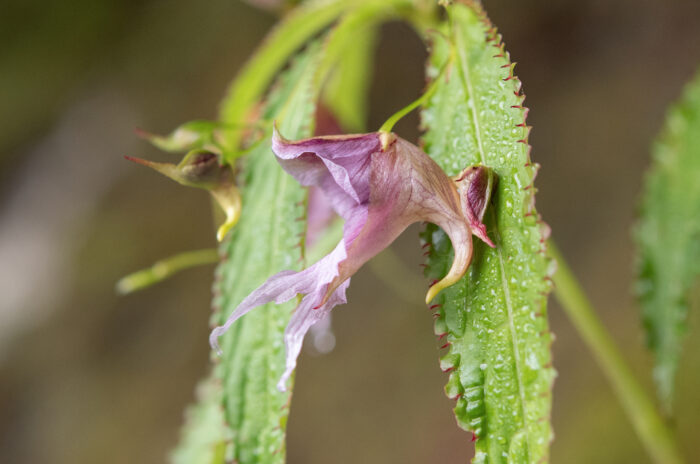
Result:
[1, 0, 699, 463]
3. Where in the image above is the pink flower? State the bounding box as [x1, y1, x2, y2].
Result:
[210, 129, 494, 390]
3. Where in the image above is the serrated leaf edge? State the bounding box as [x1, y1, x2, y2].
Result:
[424, 2, 556, 459]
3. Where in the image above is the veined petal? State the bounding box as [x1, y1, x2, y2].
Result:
[272, 127, 378, 215]
[210, 240, 350, 391]
[305, 186, 336, 248]
[211, 130, 493, 388]
[277, 278, 350, 390]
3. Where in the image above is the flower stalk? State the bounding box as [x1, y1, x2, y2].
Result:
[378, 56, 451, 134]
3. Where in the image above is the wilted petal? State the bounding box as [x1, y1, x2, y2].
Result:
[272, 129, 378, 217]
[210, 240, 350, 390]
[272, 129, 473, 301]
[211, 130, 490, 390]
[305, 186, 336, 248]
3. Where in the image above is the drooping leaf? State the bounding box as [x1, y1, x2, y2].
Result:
[635, 68, 700, 412]
[421, 3, 555, 463]
[172, 41, 323, 464]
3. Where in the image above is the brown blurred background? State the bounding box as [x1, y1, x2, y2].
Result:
[1, 0, 700, 463]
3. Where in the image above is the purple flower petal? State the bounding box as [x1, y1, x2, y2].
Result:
[211, 130, 493, 390]
[305, 186, 336, 248]
[272, 129, 378, 218]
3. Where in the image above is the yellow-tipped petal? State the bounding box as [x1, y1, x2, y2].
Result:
[425, 223, 474, 304]
[216, 211, 238, 242]
[426, 272, 462, 304]
[212, 186, 242, 242]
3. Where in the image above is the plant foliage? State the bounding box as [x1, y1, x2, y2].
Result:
[635, 69, 700, 412]
[173, 41, 323, 464]
[421, 3, 555, 462]
[170, 1, 562, 463]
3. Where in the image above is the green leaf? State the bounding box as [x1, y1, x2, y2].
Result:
[212, 40, 322, 463]
[420, 3, 554, 463]
[172, 41, 324, 464]
[635, 69, 700, 412]
[171, 376, 228, 464]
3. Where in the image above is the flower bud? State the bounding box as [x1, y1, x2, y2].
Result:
[125, 150, 241, 241]
[454, 165, 496, 248]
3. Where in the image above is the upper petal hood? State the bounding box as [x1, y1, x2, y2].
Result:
[272, 128, 378, 219]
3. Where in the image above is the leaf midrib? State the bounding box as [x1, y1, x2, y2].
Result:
[492, 217, 530, 460]
[451, 6, 532, 458]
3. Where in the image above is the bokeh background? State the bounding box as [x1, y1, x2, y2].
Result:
[2, 0, 700, 463]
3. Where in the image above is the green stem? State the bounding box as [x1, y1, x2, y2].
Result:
[218, 0, 431, 162]
[116, 248, 219, 294]
[549, 242, 684, 464]
[379, 57, 449, 133]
